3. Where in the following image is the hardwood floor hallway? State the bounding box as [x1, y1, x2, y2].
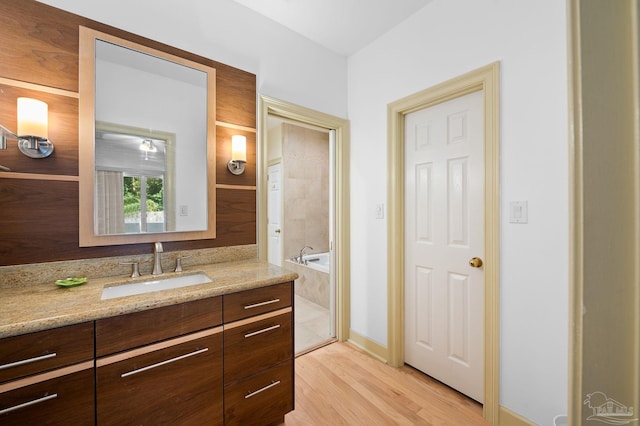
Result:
[284, 342, 488, 425]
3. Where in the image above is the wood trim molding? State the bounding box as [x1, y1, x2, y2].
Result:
[347, 329, 388, 363]
[0, 172, 79, 181]
[257, 95, 351, 342]
[96, 327, 222, 367]
[216, 121, 256, 133]
[216, 184, 256, 191]
[386, 62, 500, 424]
[0, 77, 79, 98]
[498, 406, 536, 426]
[0, 361, 94, 393]
[223, 307, 291, 330]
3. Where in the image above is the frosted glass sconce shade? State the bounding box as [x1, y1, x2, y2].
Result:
[17, 97, 48, 139]
[228, 135, 246, 175]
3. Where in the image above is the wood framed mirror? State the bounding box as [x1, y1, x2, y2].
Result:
[78, 26, 216, 247]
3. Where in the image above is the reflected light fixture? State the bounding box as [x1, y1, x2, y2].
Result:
[0, 97, 55, 159]
[139, 139, 157, 153]
[227, 135, 246, 175]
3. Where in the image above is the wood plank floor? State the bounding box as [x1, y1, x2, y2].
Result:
[284, 342, 488, 425]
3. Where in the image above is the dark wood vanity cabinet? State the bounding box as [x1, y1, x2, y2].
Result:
[223, 282, 295, 425]
[0, 281, 294, 425]
[0, 322, 95, 425]
[95, 297, 224, 426]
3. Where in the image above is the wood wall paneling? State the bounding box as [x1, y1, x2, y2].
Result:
[0, 0, 257, 266]
[216, 64, 257, 128]
[0, 1, 80, 92]
[215, 188, 257, 247]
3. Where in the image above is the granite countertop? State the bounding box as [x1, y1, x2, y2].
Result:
[0, 259, 297, 339]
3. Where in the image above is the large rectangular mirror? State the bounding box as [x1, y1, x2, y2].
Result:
[79, 27, 216, 246]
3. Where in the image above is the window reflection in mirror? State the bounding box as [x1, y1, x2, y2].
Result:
[79, 27, 217, 247]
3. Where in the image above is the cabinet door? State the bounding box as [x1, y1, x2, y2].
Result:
[97, 330, 223, 426]
[224, 310, 292, 384]
[0, 322, 94, 383]
[223, 282, 292, 323]
[0, 368, 94, 426]
[96, 296, 221, 357]
[224, 360, 293, 426]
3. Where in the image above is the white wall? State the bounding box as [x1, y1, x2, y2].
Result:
[36, 0, 348, 118]
[348, 1, 569, 424]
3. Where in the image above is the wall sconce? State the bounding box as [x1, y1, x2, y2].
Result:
[0, 97, 55, 159]
[227, 135, 246, 175]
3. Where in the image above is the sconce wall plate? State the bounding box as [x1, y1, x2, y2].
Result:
[227, 160, 246, 175]
[18, 137, 55, 158]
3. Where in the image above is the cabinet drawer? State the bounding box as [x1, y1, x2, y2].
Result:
[0, 367, 94, 425]
[224, 309, 292, 384]
[0, 322, 94, 384]
[224, 360, 293, 426]
[223, 282, 292, 322]
[96, 296, 222, 356]
[97, 329, 223, 426]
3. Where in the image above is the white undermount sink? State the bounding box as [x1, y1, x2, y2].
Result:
[101, 273, 213, 300]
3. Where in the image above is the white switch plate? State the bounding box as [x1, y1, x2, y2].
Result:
[375, 204, 384, 219]
[509, 201, 528, 224]
[179, 205, 189, 216]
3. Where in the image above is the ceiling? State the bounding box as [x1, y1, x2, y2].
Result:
[230, 0, 432, 56]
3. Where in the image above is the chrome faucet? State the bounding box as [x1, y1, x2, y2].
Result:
[299, 246, 313, 264]
[152, 242, 163, 275]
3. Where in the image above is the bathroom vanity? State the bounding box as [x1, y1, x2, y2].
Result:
[0, 259, 295, 425]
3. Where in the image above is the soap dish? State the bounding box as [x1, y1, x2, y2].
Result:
[55, 277, 88, 287]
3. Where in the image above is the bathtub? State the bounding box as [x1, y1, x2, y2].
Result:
[285, 252, 330, 308]
[298, 252, 330, 273]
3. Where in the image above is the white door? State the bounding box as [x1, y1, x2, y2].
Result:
[404, 90, 484, 402]
[267, 163, 283, 266]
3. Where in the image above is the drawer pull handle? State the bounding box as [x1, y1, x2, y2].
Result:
[244, 299, 280, 309]
[0, 352, 57, 371]
[245, 380, 281, 399]
[244, 324, 281, 338]
[0, 393, 58, 415]
[121, 348, 208, 378]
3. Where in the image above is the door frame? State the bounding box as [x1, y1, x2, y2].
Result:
[386, 62, 500, 423]
[257, 95, 351, 341]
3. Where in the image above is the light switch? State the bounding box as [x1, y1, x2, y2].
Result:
[180, 205, 189, 216]
[376, 204, 384, 219]
[509, 201, 528, 224]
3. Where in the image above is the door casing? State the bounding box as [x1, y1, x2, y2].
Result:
[257, 95, 351, 342]
[386, 62, 500, 423]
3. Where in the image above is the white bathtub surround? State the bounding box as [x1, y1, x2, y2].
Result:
[285, 252, 330, 309]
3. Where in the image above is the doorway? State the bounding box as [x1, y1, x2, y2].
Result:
[386, 63, 500, 423]
[257, 95, 351, 352]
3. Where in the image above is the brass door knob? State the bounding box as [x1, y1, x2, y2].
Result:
[469, 257, 483, 268]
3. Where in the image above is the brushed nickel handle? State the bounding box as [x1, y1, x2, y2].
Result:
[121, 348, 208, 378]
[469, 257, 483, 268]
[244, 324, 281, 338]
[275, 229, 281, 234]
[0, 352, 57, 371]
[245, 380, 281, 399]
[244, 299, 280, 310]
[0, 393, 58, 415]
